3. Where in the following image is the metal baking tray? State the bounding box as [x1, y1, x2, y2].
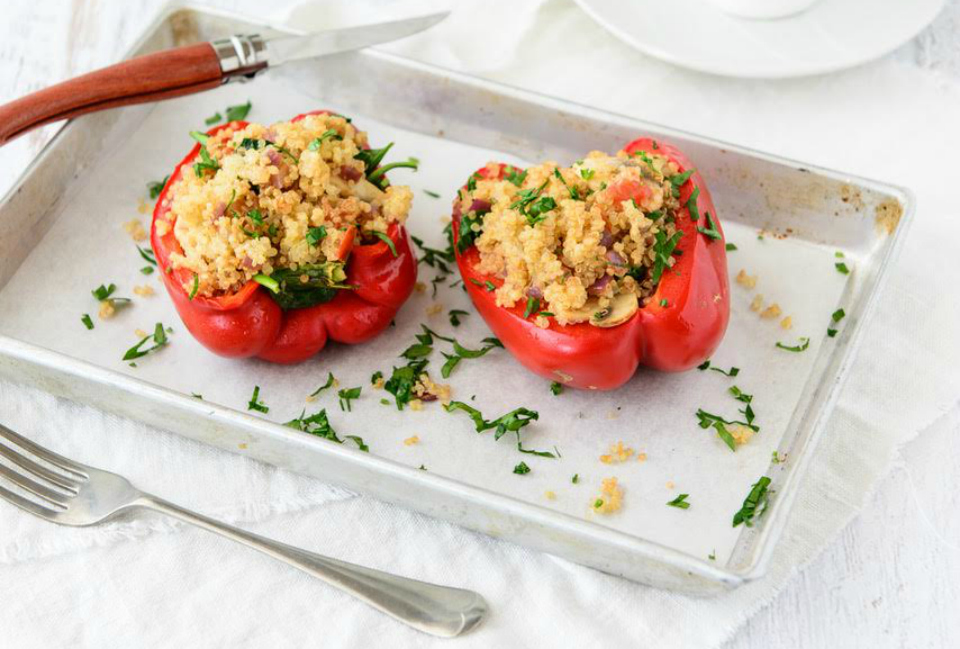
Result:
[0, 4, 912, 594]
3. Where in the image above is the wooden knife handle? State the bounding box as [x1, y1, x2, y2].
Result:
[0, 43, 224, 146]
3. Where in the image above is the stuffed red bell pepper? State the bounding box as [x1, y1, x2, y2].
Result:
[451, 138, 729, 390]
[151, 110, 417, 364]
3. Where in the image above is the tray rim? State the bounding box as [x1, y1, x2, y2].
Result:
[0, 1, 916, 592]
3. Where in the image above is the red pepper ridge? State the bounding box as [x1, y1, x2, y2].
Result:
[451, 139, 729, 390]
[150, 111, 417, 364]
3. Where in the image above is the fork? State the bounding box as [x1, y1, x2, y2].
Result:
[0, 423, 488, 637]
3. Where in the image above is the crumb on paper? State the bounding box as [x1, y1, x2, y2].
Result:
[735, 269, 757, 290]
[591, 477, 623, 515]
[403, 435, 420, 446]
[637, 452, 648, 463]
[545, 490, 557, 501]
[426, 303, 443, 317]
[305, 394, 317, 403]
[414, 375, 451, 405]
[238, 443, 248, 450]
[554, 370, 573, 383]
[730, 424, 755, 446]
[665, 480, 675, 490]
[840, 183, 865, 210]
[414, 282, 426, 294]
[750, 295, 764, 312]
[409, 399, 424, 411]
[605, 410, 619, 420]
[440, 215, 451, 224]
[98, 301, 115, 320]
[134, 328, 148, 338]
[599, 440, 634, 464]
[137, 198, 150, 214]
[133, 285, 154, 297]
[780, 316, 793, 329]
[760, 303, 782, 319]
[875, 197, 903, 235]
[372, 376, 385, 390]
[123, 219, 147, 242]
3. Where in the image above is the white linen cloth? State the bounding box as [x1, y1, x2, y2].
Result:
[2, 0, 960, 646]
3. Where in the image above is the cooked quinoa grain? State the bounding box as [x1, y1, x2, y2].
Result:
[163, 114, 413, 298]
[458, 150, 684, 326]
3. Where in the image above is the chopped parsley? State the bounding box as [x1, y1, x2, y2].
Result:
[204, 111, 223, 125]
[697, 212, 722, 241]
[827, 328, 838, 338]
[444, 401, 556, 457]
[572, 473, 579, 484]
[140, 266, 154, 275]
[660, 298, 669, 307]
[651, 230, 684, 284]
[448, 309, 469, 327]
[123, 323, 169, 361]
[147, 176, 169, 200]
[337, 386, 362, 412]
[504, 166, 527, 187]
[732, 476, 772, 527]
[835, 262, 850, 275]
[384, 359, 428, 410]
[669, 169, 695, 197]
[355, 141, 420, 190]
[225, 100, 252, 121]
[307, 129, 342, 150]
[776, 337, 810, 352]
[81, 314, 94, 330]
[285, 408, 368, 451]
[553, 168, 581, 200]
[191, 139, 220, 177]
[441, 338, 502, 379]
[247, 385, 269, 413]
[370, 371, 383, 385]
[306, 226, 327, 246]
[510, 180, 555, 226]
[685, 186, 701, 221]
[550, 381, 563, 396]
[524, 297, 540, 319]
[513, 461, 531, 475]
[579, 167, 595, 181]
[832, 308, 846, 323]
[725, 242, 738, 251]
[188, 273, 199, 300]
[697, 360, 740, 377]
[667, 494, 690, 509]
[370, 231, 398, 257]
[310, 372, 336, 397]
[423, 189, 441, 198]
[91, 283, 118, 301]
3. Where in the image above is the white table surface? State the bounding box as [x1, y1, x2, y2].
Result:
[1, 1, 958, 647]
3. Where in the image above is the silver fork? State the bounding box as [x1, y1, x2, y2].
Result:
[0, 423, 487, 637]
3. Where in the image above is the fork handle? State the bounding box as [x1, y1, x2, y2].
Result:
[136, 495, 487, 638]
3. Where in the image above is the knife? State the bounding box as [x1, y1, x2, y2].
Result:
[0, 12, 448, 146]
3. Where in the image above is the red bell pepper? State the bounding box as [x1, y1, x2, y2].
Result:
[451, 138, 729, 390]
[150, 111, 417, 364]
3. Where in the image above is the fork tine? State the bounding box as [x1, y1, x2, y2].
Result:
[0, 464, 70, 508]
[0, 424, 88, 478]
[0, 443, 81, 492]
[0, 483, 60, 520]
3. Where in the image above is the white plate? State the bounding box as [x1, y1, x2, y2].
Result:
[573, 0, 945, 78]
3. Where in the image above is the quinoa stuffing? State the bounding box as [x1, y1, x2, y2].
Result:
[457, 150, 685, 326]
[592, 477, 624, 514]
[161, 113, 414, 301]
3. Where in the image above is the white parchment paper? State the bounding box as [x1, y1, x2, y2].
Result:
[0, 78, 850, 564]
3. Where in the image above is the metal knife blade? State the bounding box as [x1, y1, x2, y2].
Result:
[266, 12, 449, 67]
